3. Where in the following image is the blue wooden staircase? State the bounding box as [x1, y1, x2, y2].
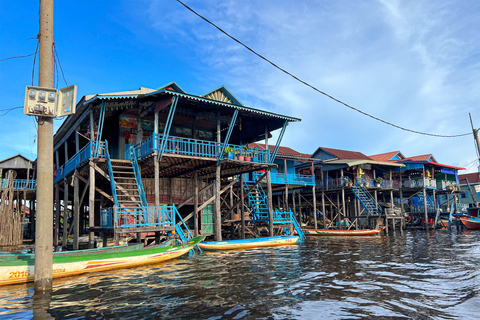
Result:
[103, 142, 197, 249]
[415, 191, 435, 211]
[243, 181, 305, 240]
[348, 178, 383, 215]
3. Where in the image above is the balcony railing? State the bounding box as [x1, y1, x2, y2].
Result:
[100, 206, 177, 229]
[134, 133, 270, 163]
[246, 171, 315, 186]
[54, 141, 106, 183]
[440, 180, 456, 190]
[316, 177, 395, 189]
[1, 179, 37, 190]
[403, 178, 437, 189]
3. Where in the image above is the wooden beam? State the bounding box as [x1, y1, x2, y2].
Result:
[76, 173, 113, 201]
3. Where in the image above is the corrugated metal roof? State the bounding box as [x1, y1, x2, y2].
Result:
[319, 147, 372, 160]
[147, 89, 301, 122]
[459, 172, 480, 184]
[322, 159, 404, 167]
[83, 94, 139, 105]
[370, 151, 401, 162]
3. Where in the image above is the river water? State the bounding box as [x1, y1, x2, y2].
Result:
[1, 229, 479, 319]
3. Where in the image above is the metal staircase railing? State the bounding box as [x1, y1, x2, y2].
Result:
[244, 182, 269, 221]
[129, 145, 148, 207]
[104, 141, 119, 207]
[415, 191, 435, 209]
[173, 205, 202, 252]
[273, 209, 305, 241]
[348, 177, 383, 215]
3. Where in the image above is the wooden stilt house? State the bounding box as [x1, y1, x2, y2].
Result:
[52, 82, 304, 249]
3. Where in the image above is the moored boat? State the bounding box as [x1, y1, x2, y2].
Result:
[302, 226, 386, 236]
[198, 235, 300, 251]
[0, 236, 204, 286]
[459, 216, 480, 230]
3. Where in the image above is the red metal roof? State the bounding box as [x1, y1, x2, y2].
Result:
[402, 154, 433, 162]
[320, 147, 372, 160]
[459, 172, 480, 184]
[369, 151, 400, 162]
[426, 161, 465, 170]
[250, 143, 303, 156]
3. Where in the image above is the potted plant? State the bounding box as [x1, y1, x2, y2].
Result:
[243, 144, 251, 161]
[375, 177, 383, 187]
[238, 149, 245, 161]
[251, 147, 258, 162]
[224, 146, 235, 159]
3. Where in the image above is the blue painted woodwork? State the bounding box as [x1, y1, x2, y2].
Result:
[243, 181, 305, 240]
[348, 178, 383, 215]
[127, 145, 148, 207]
[270, 121, 288, 163]
[54, 140, 106, 183]
[0, 179, 37, 191]
[244, 171, 315, 186]
[217, 109, 238, 163]
[158, 95, 179, 161]
[94, 101, 106, 158]
[104, 141, 119, 207]
[134, 133, 271, 163]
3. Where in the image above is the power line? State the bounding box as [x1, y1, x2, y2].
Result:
[0, 52, 36, 62]
[32, 41, 39, 86]
[0, 106, 23, 116]
[53, 42, 68, 86]
[175, 0, 472, 138]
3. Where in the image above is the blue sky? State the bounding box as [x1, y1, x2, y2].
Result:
[1, 0, 479, 172]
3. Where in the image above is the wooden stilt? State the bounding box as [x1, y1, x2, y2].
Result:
[298, 190, 302, 226]
[313, 185, 317, 229]
[62, 179, 68, 247]
[215, 165, 221, 240]
[54, 183, 60, 247]
[194, 171, 199, 237]
[341, 168, 346, 228]
[267, 169, 274, 236]
[321, 169, 326, 228]
[423, 188, 429, 230]
[240, 174, 245, 239]
[88, 161, 95, 248]
[73, 172, 79, 250]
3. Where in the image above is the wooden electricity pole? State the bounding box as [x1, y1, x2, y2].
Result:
[34, 0, 54, 293]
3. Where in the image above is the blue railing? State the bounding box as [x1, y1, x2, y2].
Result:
[1, 179, 37, 190]
[134, 133, 270, 163]
[273, 209, 305, 240]
[104, 141, 119, 207]
[245, 171, 315, 186]
[116, 206, 176, 228]
[54, 141, 106, 183]
[127, 145, 148, 207]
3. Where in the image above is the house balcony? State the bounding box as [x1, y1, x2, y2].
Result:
[439, 180, 456, 190]
[316, 177, 394, 190]
[100, 206, 177, 229]
[403, 178, 437, 189]
[54, 141, 106, 183]
[248, 171, 315, 186]
[133, 133, 271, 163]
[1, 179, 37, 191]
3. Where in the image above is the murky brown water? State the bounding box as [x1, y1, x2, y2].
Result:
[1, 229, 479, 319]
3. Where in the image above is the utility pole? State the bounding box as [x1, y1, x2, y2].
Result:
[469, 113, 480, 180]
[35, 0, 54, 293]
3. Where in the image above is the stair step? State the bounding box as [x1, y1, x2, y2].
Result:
[110, 159, 132, 163]
[117, 188, 139, 192]
[112, 171, 135, 174]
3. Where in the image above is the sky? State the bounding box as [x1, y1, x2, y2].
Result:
[1, 0, 479, 172]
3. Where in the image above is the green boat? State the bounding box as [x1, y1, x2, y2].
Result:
[0, 236, 204, 286]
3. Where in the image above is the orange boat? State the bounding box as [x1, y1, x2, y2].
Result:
[302, 226, 386, 236]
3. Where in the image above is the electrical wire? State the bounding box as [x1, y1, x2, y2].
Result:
[53, 42, 68, 86]
[176, 0, 473, 138]
[31, 41, 39, 86]
[0, 52, 37, 62]
[0, 106, 23, 116]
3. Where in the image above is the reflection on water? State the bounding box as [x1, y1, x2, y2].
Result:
[1, 230, 479, 319]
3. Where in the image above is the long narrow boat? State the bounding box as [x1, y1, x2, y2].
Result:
[302, 226, 386, 236]
[459, 216, 480, 230]
[198, 235, 300, 251]
[0, 236, 204, 286]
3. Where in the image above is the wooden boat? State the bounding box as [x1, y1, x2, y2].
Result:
[302, 226, 386, 236]
[0, 236, 204, 286]
[459, 216, 480, 230]
[198, 235, 300, 251]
